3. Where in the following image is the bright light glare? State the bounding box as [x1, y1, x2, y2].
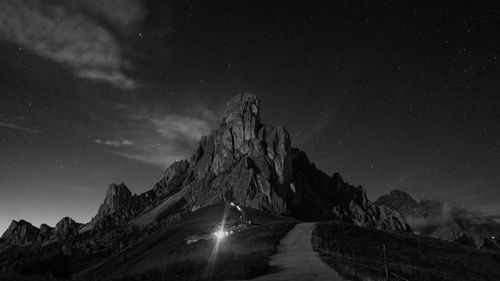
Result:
[214, 230, 226, 240]
[230, 202, 236, 206]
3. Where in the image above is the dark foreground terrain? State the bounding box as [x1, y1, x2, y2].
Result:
[1, 204, 296, 281]
[111, 221, 295, 281]
[77, 203, 296, 281]
[313, 221, 500, 281]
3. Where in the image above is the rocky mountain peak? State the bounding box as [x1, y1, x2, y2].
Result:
[224, 93, 261, 127]
[81, 93, 409, 233]
[1, 220, 39, 246]
[376, 190, 500, 250]
[222, 93, 262, 152]
[375, 189, 419, 213]
[179, 93, 409, 231]
[38, 223, 53, 241]
[88, 183, 142, 229]
[97, 183, 133, 216]
[52, 217, 80, 240]
[105, 183, 132, 201]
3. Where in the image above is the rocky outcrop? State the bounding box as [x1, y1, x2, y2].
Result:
[37, 223, 53, 242]
[51, 217, 80, 240]
[0, 93, 414, 280]
[1, 220, 39, 246]
[88, 183, 142, 229]
[375, 189, 419, 214]
[87, 162, 191, 230]
[1, 217, 82, 248]
[376, 189, 500, 250]
[82, 93, 409, 232]
[174, 93, 407, 231]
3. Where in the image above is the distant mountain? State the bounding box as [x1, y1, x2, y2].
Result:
[0, 93, 409, 279]
[0, 217, 81, 250]
[375, 189, 500, 250]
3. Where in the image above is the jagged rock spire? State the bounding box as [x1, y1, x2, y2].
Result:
[82, 93, 409, 232]
[224, 93, 261, 147]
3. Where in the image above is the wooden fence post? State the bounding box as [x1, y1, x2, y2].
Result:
[383, 244, 389, 280]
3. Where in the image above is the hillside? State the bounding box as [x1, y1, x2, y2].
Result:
[76, 203, 296, 280]
[313, 221, 500, 281]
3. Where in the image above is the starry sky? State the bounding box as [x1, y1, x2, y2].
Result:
[1, 1, 499, 233]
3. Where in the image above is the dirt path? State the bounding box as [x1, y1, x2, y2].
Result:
[231, 222, 345, 281]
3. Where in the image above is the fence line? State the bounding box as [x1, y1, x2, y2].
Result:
[317, 240, 410, 281]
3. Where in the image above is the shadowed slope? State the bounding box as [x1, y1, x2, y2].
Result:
[76, 203, 296, 280]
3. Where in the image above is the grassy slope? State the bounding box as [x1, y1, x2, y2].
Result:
[313, 221, 500, 281]
[77, 203, 296, 280]
[114, 221, 295, 281]
[131, 187, 189, 226]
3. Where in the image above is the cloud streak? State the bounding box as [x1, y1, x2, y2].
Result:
[0, 121, 39, 133]
[0, 0, 146, 89]
[93, 102, 218, 168]
[94, 138, 135, 147]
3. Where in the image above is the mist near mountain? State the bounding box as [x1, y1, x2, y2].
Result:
[376, 190, 500, 250]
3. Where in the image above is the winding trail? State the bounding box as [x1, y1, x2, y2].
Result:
[231, 222, 345, 281]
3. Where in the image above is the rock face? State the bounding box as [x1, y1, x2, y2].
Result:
[85, 93, 409, 232]
[0, 93, 413, 279]
[88, 163, 191, 230]
[1, 220, 39, 246]
[0, 217, 82, 248]
[375, 190, 419, 214]
[38, 224, 53, 242]
[376, 189, 500, 250]
[172, 93, 408, 231]
[89, 183, 142, 229]
[51, 217, 80, 240]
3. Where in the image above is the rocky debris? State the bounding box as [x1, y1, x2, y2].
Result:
[376, 189, 500, 250]
[1, 220, 39, 246]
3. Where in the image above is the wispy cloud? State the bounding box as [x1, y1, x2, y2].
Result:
[0, 121, 39, 133]
[115, 144, 187, 167]
[94, 138, 135, 147]
[151, 115, 213, 142]
[0, 0, 146, 89]
[94, 103, 218, 168]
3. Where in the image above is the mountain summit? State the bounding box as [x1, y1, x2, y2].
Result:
[0, 93, 410, 279]
[81, 93, 408, 232]
[1, 94, 410, 240]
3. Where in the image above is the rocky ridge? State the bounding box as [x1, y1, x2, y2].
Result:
[0, 217, 80, 249]
[2, 93, 410, 246]
[375, 189, 500, 250]
[83, 93, 409, 232]
[0, 93, 412, 279]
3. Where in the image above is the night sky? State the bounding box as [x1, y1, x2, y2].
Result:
[1, 1, 499, 232]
